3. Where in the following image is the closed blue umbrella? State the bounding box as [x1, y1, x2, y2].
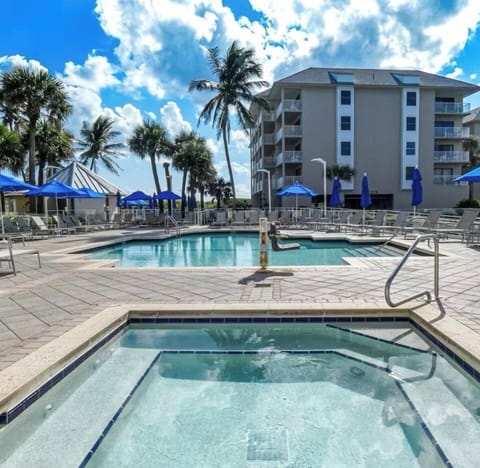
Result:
[329, 177, 341, 208]
[411, 167, 423, 216]
[360, 173, 372, 226]
[116, 190, 123, 208]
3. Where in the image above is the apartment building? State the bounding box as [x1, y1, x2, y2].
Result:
[250, 68, 480, 210]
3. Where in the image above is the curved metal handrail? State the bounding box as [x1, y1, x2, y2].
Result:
[385, 234, 439, 307]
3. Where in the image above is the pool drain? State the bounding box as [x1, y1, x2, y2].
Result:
[254, 283, 272, 288]
[247, 429, 289, 461]
[350, 366, 365, 377]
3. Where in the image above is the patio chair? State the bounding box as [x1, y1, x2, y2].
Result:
[430, 209, 480, 241]
[378, 211, 410, 236]
[232, 210, 246, 226]
[248, 210, 260, 225]
[362, 210, 386, 235]
[31, 216, 58, 237]
[402, 210, 442, 238]
[0, 239, 41, 276]
[2, 217, 30, 244]
[326, 210, 350, 232]
[211, 211, 227, 227]
[339, 211, 364, 232]
[53, 215, 77, 235]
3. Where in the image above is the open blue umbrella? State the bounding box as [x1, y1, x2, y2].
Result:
[154, 190, 182, 201]
[277, 182, 318, 221]
[411, 167, 423, 216]
[454, 166, 480, 182]
[123, 190, 152, 202]
[0, 174, 36, 238]
[124, 199, 149, 207]
[329, 177, 341, 208]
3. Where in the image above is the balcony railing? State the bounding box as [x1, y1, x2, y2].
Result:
[434, 127, 469, 138]
[276, 151, 303, 165]
[275, 125, 303, 142]
[263, 134, 274, 144]
[262, 156, 275, 168]
[435, 102, 470, 114]
[433, 151, 469, 163]
[275, 99, 302, 118]
[433, 175, 458, 185]
[276, 176, 303, 189]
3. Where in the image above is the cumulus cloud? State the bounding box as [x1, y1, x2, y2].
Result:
[446, 67, 463, 79]
[159, 101, 192, 137]
[0, 54, 48, 72]
[61, 54, 120, 91]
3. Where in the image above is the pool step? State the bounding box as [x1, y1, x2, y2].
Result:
[400, 376, 480, 468]
[0, 346, 158, 468]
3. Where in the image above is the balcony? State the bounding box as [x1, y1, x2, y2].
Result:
[276, 176, 303, 189]
[434, 127, 469, 138]
[275, 125, 303, 142]
[262, 156, 275, 169]
[433, 175, 459, 185]
[435, 102, 470, 114]
[263, 133, 274, 145]
[276, 151, 303, 165]
[275, 99, 302, 118]
[434, 151, 469, 163]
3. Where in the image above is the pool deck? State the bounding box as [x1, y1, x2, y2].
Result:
[0, 225, 479, 373]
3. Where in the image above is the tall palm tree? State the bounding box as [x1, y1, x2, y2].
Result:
[189, 144, 215, 210]
[0, 66, 71, 185]
[128, 120, 171, 211]
[35, 120, 74, 186]
[463, 136, 480, 203]
[0, 123, 24, 175]
[77, 115, 124, 175]
[207, 177, 232, 209]
[189, 41, 269, 209]
[172, 130, 198, 215]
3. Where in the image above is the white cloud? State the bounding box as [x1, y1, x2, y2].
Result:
[159, 101, 192, 138]
[446, 67, 463, 79]
[0, 54, 48, 72]
[61, 54, 120, 92]
[470, 73, 478, 80]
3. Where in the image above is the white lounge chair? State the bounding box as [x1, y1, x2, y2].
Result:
[0, 239, 41, 276]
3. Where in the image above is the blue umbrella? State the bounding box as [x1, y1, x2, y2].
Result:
[0, 174, 36, 238]
[123, 190, 152, 202]
[411, 167, 423, 216]
[455, 166, 480, 182]
[124, 199, 149, 207]
[155, 190, 182, 201]
[360, 173, 372, 226]
[77, 187, 107, 198]
[277, 182, 318, 220]
[116, 190, 123, 208]
[329, 177, 341, 208]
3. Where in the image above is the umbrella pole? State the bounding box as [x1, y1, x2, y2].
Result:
[0, 198, 4, 240]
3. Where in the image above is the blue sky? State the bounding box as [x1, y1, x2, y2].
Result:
[1, 0, 480, 196]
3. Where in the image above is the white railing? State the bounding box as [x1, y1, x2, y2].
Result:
[275, 99, 302, 117]
[433, 151, 469, 163]
[433, 175, 458, 185]
[263, 134, 274, 144]
[262, 156, 275, 168]
[276, 151, 303, 165]
[434, 127, 469, 138]
[435, 102, 470, 114]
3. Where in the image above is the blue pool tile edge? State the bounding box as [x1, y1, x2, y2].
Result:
[1, 315, 479, 426]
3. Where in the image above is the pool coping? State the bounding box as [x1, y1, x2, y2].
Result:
[1, 301, 479, 424]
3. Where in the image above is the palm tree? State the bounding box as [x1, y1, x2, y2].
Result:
[189, 145, 215, 210]
[77, 115, 124, 175]
[462, 136, 480, 203]
[326, 164, 355, 182]
[128, 120, 171, 211]
[0, 66, 71, 185]
[0, 123, 24, 175]
[35, 120, 74, 186]
[207, 177, 232, 209]
[189, 41, 269, 209]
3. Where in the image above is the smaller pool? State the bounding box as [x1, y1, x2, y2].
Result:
[85, 233, 399, 267]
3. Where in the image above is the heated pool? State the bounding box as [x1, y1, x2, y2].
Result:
[1, 319, 479, 467]
[85, 233, 398, 267]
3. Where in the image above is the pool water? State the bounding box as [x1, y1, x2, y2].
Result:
[86, 233, 397, 267]
[1, 321, 479, 467]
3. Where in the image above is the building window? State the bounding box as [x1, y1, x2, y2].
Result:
[406, 92, 417, 106]
[340, 141, 351, 156]
[406, 142, 416, 156]
[406, 117, 416, 131]
[405, 166, 415, 180]
[340, 116, 351, 131]
[340, 90, 351, 105]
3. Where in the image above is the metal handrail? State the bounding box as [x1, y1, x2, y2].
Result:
[385, 234, 439, 307]
[165, 215, 181, 236]
[374, 235, 395, 254]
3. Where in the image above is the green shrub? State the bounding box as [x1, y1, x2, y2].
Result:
[455, 198, 480, 208]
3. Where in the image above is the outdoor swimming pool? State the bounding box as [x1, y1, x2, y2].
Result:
[85, 233, 398, 267]
[1, 319, 479, 467]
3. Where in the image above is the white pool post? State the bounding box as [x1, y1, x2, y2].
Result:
[259, 217, 268, 270]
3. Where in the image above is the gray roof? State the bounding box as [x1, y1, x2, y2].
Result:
[464, 107, 480, 123]
[47, 161, 126, 195]
[273, 67, 479, 93]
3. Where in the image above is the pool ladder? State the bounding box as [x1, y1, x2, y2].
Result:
[384, 234, 440, 307]
[165, 215, 181, 236]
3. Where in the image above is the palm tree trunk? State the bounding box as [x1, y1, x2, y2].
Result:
[181, 170, 187, 216]
[469, 181, 474, 202]
[150, 152, 163, 212]
[163, 163, 172, 215]
[222, 128, 236, 209]
[28, 120, 36, 186]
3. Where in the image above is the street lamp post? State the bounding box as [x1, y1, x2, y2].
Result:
[311, 158, 327, 218]
[258, 168, 271, 213]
